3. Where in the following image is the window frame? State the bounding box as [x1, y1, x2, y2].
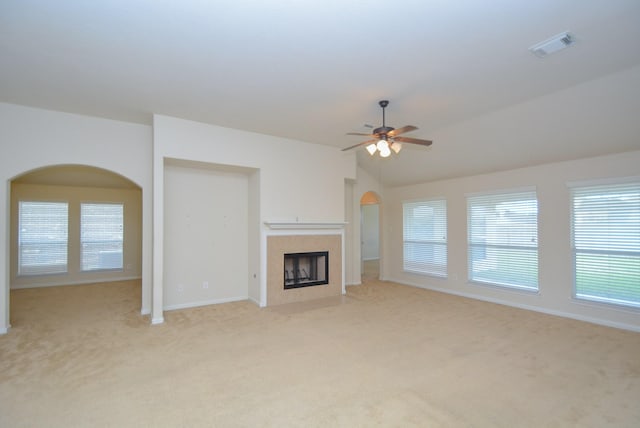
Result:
[466, 188, 539, 292]
[80, 202, 124, 272]
[402, 198, 448, 278]
[17, 200, 69, 276]
[569, 179, 640, 309]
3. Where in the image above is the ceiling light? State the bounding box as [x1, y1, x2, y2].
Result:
[366, 143, 377, 155]
[376, 139, 389, 151]
[390, 142, 402, 154]
[379, 146, 391, 157]
[529, 31, 575, 58]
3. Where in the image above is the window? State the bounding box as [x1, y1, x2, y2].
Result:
[80, 203, 124, 271]
[571, 182, 640, 308]
[467, 190, 538, 291]
[403, 199, 447, 277]
[18, 201, 68, 275]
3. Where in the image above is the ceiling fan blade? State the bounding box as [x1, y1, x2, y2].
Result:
[387, 125, 418, 137]
[342, 140, 376, 151]
[346, 132, 376, 137]
[393, 136, 433, 146]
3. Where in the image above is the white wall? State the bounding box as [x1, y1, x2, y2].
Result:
[0, 103, 152, 334]
[152, 115, 356, 320]
[163, 160, 249, 309]
[385, 151, 640, 331]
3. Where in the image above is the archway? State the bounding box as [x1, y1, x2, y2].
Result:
[8, 164, 143, 327]
[360, 191, 381, 280]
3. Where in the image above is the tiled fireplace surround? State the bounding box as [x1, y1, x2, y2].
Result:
[265, 223, 344, 306]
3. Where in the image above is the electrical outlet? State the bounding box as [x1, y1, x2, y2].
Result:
[203, 281, 209, 289]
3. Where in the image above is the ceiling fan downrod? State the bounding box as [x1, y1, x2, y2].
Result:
[374, 100, 393, 135]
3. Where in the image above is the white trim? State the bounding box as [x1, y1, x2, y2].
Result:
[163, 295, 248, 311]
[247, 295, 263, 307]
[0, 325, 10, 335]
[10, 275, 142, 290]
[151, 316, 164, 325]
[140, 307, 151, 315]
[264, 221, 347, 230]
[391, 276, 640, 333]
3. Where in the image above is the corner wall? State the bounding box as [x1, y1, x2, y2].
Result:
[0, 103, 153, 334]
[385, 151, 640, 331]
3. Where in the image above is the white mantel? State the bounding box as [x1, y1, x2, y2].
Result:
[264, 221, 347, 230]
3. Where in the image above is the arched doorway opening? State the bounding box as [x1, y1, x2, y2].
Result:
[8, 164, 143, 328]
[360, 191, 381, 280]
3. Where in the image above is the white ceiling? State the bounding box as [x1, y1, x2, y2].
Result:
[2, 0, 640, 186]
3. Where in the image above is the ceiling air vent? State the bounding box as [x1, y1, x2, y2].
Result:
[529, 32, 575, 58]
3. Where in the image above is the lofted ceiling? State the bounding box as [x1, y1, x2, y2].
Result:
[1, 1, 640, 186]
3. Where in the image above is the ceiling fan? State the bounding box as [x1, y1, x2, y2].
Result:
[342, 100, 432, 157]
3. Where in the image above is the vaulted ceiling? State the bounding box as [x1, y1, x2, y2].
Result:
[2, 1, 640, 186]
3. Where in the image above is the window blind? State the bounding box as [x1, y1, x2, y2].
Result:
[403, 199, 447, 277]
[80, 203, 124, 271]
[571, 182, 640, 308]
[18, 201, 68, 275]
[467, 190, 538, 290]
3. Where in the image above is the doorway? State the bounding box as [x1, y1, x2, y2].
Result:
[360, 191, 381, 280]
[8, 164, 143, 327]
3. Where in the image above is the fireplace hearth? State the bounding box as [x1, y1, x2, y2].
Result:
[284, 251, 328, 289]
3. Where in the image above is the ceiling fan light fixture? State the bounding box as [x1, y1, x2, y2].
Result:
[379, 145, 391, 158]
[376, 139, 389, 151]
[390, 142, 402, 154]
[366, 143, 377, 155]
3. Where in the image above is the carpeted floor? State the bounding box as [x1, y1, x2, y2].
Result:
[1, 278, 639, 427]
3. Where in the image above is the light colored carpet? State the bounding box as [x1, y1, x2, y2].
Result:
[1, 278, 639, 427]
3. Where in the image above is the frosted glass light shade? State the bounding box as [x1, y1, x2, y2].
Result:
[366, 143, 377, 155]
[379, 145, 391, 157]
[390, 142, 402, 154]
[376, 139, 389, 151]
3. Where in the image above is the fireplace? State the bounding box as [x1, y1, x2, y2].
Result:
[266, 231, 343, 306]
[284, 251, 328, 289]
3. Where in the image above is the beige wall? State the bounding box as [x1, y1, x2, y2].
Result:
[384, 150, 640, 331]
[10, 183, 142, 288]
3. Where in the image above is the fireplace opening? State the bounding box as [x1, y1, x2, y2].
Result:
[284, 251, 329, 289]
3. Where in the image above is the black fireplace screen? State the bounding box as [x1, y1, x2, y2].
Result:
[284, 251, 329, 289]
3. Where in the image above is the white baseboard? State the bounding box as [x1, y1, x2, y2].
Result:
[247, 296, 263, 307]
[151, 317, 164, 325]
[11, 276, 142, 290]
[163, 295, 248, 311]
[390, 277, 640, 333]
[0, 325, 10, 335]
[140, 307, 151, 315]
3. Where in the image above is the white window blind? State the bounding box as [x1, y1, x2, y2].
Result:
[18, 201, 68, 275]
[467, 190, 538, 291]
[403, 199, 447, 277]
[81, 203, 124, 271]
[571, 182, 640, 308]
